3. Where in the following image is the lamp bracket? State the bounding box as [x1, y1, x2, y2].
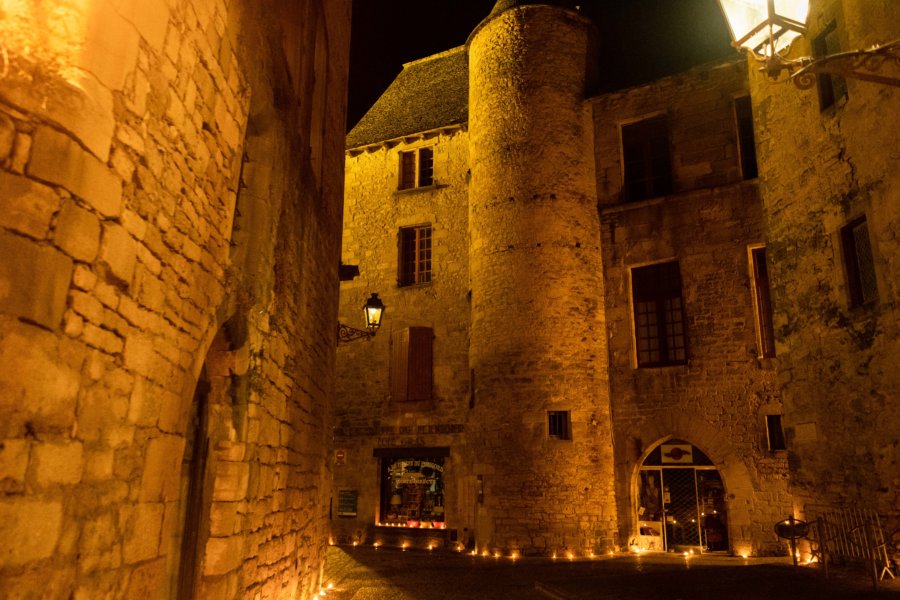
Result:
[337, 323, 374, 344]
[755, 39, 900, 88]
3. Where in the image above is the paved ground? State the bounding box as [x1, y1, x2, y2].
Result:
[323, 546, 900, 600]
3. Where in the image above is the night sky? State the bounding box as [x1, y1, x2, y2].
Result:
[348, 0, 735, 131]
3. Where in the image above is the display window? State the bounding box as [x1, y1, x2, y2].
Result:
[379, 457, 446, 528]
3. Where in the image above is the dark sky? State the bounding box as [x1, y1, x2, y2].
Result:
[348, 0, 734, 131]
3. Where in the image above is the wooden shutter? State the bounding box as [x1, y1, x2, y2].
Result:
[391, 327, 433, 403]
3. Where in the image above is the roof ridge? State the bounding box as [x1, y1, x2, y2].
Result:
[402, 45, 466, 69]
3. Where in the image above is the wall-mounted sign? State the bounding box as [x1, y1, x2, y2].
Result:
[660, 444, 693, 464]
[334, 449, 347, 465]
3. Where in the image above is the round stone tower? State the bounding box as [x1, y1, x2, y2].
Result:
[466, 1, 617, 555]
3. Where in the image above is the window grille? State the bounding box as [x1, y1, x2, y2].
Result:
[632, 261, 687, 367]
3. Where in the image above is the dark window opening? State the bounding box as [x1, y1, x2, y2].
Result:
[399, 225, 432, 287]
[548, 411, 571, 440]
[766, 415, 786, 451]
[814, 22, 848, 111]
[622, 115, 672, 202]
[750, 247, 776, 357]
[841, 216, 878, 307]
[418, 147, 434, 187]
[632, 261, 687, 367]
[379, 457, 445, 528]
[735, 96, 758, 180]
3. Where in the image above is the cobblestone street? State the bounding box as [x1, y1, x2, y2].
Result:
[323, 546, 900, 600]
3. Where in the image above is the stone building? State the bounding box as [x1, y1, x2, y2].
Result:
[749, 0, 900, 531]
[0, 0, 350, 598]
[334, 0, 799, 558]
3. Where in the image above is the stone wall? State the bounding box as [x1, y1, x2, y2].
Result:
[750, 0, 900, 531]
[0, 0, 350, 597]
[467, 5, 618, 555]
[593, 61, 792, 555]
[334, 128, 472, 544]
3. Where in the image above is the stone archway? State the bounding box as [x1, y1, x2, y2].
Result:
[619, 415, 758, 555]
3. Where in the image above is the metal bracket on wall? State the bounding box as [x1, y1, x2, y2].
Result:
[337, 323, 373, 344]
[759, 39, 900, 88]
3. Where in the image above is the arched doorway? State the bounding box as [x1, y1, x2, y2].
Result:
[634, 439, 728, 553]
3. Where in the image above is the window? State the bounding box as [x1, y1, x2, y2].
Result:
[632, 261, 687, 367]
[398, 225, 432, 287]
[766, 415, 786, 451]
[398, 147, 434, 190]
[621, 115, 672, 202]
[391, 326, 433, 402]
[734, 96, 758, 180]
[548, 411, 571, 440]
[814, 22, 847, 111]
[379, 456, 445, 527]
[750, 247, 776, 357]
[841, 216, 878, 307]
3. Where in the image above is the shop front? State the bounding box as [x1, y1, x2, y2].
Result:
[634, 440, 729, 553]
[371, 447, 456, 548]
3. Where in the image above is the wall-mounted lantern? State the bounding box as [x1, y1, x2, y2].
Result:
[716, 0, 900, 87]
[337, 293, 385, 344]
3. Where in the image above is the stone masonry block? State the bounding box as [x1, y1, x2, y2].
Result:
[110, 0, 170, 51]
[28, 126, 122, 218]
[0, 112, 14, 159]
[0, 318, 81, 437]
[212, 461, 250, 502]
[0, 499, 63, 565]
[0, 230, 73, 329]
[0, 71, 115, 161]
[99, 223, 137, 285]
[139, 435, 184, 501]
[79, 2, 141, 91]
[30, 441, 84, 486]
[121, 502, 163, 563]
[203, 535, 243, 576]
[55, 201, 101, 262]
[0, 439, 29, 488]
[0, 170, 60, 239]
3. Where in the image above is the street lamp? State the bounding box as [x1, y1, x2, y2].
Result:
[717, 0, 900, 87]
[337, 293, 385, 344]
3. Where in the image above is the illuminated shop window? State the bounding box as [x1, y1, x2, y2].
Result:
[398, 146, 434, 190]
[380, 457, 445, 528]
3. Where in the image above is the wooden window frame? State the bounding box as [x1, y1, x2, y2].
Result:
[748, 245, 776, 358]
[398, 225, 432, 287]
[398, 146, 435, 190]
[840, 216, 878, 307]
[620, 114, 673, 202]
[631, 261, 688, 368]
[734, 95, 759, 180]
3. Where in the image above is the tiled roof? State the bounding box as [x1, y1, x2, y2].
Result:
[346, 47, 468, 149]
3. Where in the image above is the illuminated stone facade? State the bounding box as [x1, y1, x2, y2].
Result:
[0, 1, 350, 598]
[335, 1, 798, 558]
[749, 0, 900, 534]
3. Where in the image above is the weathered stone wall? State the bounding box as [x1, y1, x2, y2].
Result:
[750, 0, 900, 530]
[467, 5, 617, 555]
[593, 62, 792, 555]
[334, 129, 472, 544]
[0, 0, 350, 597]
